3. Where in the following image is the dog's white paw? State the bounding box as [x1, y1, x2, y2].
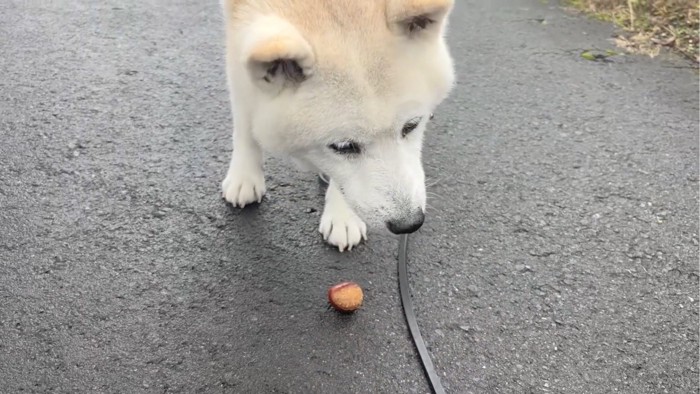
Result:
[319, 206, 368, 252]
[221, 169, 266, 208]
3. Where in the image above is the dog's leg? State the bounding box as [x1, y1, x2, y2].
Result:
[319, 179, 367, 252]
[221, 112, 266, 208]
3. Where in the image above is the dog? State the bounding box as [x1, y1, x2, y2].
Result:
[220, 0, 455, 251]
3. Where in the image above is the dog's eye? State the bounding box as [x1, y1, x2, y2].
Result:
[329, 140, 362, 155]
[401, 117, 422, 138]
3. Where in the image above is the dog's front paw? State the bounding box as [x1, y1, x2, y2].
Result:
[319, 206, 367, 252]
[221, 169, 266, 208]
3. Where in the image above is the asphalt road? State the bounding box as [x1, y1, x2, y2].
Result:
[1, 0, 698, 393]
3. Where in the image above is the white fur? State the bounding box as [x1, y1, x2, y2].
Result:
[319, 179, 368, 252]
[221, 0, 455, 251]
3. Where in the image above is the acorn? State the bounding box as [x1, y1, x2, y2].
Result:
[327, 281, 363, 313]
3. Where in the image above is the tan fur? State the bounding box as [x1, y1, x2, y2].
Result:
[386, 0, 453, 21]
[224, 0, 452, 73]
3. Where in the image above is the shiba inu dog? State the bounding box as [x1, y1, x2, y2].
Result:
[220, 0, 455, 251]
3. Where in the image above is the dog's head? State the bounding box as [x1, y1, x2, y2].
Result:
[234, 0, 455, 233]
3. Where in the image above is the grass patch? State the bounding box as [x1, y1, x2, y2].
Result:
[566, 0, 699, 64]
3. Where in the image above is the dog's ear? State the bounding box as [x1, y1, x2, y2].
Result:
[387, 0, 453, 37]
[243, 16, 314, 90]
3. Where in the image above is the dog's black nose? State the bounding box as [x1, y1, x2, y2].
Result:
[386, 209, 425, 234]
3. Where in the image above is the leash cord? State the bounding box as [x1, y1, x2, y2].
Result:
[398, 234, 446, 394]
[318, 175, 444, 392]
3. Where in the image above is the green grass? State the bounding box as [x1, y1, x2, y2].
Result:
[566, 0, 699, 64]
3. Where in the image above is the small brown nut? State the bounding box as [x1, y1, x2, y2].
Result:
[328, 281, 363, 313]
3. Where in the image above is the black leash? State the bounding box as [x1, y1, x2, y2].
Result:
[318, 174, 444, 392]
[398, 234, 446, 394]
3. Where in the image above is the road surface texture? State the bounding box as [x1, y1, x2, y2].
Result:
[1, 0, 697, 393]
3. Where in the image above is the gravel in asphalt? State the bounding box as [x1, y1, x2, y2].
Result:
[0, 0, 698, 393]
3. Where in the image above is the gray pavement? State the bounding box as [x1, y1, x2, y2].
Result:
[0, 0, 698, 393]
